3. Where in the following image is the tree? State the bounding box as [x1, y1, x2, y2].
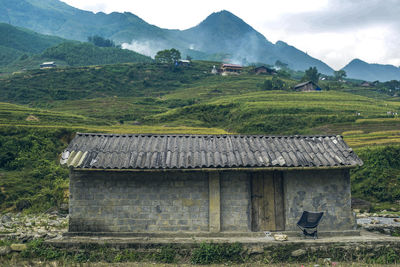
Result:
[155, 48, 181, 64]
[277, 69, 290, 79]
[275, 60, 288, 69]
[302, 67, 320, 84]
[334, 70, 347, 81]
[262, 77, 286, 90]
[87, 35, 117, 48]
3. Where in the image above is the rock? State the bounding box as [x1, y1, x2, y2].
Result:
[323, 258, 332, 264]
[394, 218, 400, 222]
[3, 222, 12, 228]
[370, 219, 380, 224]
[0, 246, 11, 256]
[10, 243, 27, 252]
[353, 209, 360, 213]
[47, 232, 57, 238]
[1, 214, 12, 223]
[274, 234, 288, 241]
[291, 249, 306, 257]
[38, 228, 47, 234]
[48, 220, 58, 226]
[357, 213, 368, 218]
[249, 246, 264, 255]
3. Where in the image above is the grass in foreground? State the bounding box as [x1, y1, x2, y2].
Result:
[2, 239, 400, 266]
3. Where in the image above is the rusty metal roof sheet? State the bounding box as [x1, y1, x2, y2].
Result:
[60, 133, 363, 169]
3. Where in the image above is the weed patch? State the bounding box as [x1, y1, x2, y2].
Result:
[191, 242, 244, 264]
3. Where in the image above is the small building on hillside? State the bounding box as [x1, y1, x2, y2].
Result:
[221, 63, 243, 75]
[360, 81, 372, 87]
[294, 81, 322, 92]
[176, 59, 191, 67]
[254, 66, 276, 75]
[61, 133, 362, 234]
[40, 61, 56, 69]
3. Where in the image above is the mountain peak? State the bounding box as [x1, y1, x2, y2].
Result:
[348, 58, 367, 65]
[208, 10, 238, 19]
[343, 58, 400, 81]
[196, 10, 251, 31]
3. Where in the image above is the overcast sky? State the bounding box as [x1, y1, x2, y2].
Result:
[61, 0, 400, 70]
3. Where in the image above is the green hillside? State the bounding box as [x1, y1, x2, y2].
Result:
[1, 60, 400, 138]
[41, 42, 153, 66]
[0, 23, 152, 74]
[0, 22, 64, 53]
[0, 22, 65, 68]
[1, 61, 400, 212]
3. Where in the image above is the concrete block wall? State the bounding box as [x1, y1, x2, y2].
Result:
[283, 169, 355, 231]
[69, 168, 354, 233]
[220, 172, 251, 231]
[69, 170, 209, 232]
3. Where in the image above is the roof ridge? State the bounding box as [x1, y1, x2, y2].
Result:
[76, 133, 343, 138]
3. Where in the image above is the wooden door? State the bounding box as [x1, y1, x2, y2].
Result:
[251, 172, 284, 231]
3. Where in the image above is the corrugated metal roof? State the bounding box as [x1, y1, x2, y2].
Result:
[221, 64, 243, 68]
[60, 133, 363, 170]
[294, 81, 316, 88]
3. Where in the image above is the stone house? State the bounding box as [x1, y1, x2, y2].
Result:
[294, 81, 321, 92]
[61, 133, 362, 234]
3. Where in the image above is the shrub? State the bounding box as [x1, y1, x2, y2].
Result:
[351, 145, 400, 203]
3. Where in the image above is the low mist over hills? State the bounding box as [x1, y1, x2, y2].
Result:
[0, 0, 333, 74]
[1, 0, 399, 81]
[178, 11, 334, 74]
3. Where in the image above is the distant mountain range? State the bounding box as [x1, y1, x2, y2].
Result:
[343, 59, 400, 82]
[1, 0, 399, 81]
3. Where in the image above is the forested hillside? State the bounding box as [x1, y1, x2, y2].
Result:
[0, 23, 153, 73]
[0, 22, 64, 66]
[41, 42, 153, 66]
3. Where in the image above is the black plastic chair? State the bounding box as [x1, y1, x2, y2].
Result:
[296, 211, 324, 239]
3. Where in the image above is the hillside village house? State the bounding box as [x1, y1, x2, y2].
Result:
[61, 133, 362, 234]
[221, 63, 243, 75]
[40, 61, 56, 69]
[294, 81, 322, 92]
[254, 66, 276, 75]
